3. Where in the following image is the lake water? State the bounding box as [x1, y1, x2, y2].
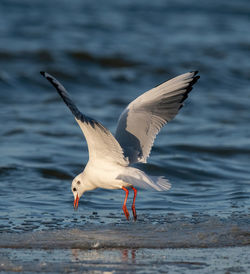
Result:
[0, 0, 250, 272]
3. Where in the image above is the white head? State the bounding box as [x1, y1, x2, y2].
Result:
[71, 172, 95, 210]
[71, 173, 85, 210]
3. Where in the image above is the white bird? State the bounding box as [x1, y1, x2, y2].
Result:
[40, 71, 199, 220]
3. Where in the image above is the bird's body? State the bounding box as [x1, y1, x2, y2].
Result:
[41, 71, 199, 220]
[81, 160, 131, 191]
[81, 161, 169, 190]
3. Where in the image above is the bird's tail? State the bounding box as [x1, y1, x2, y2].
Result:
[148, 176, 171, 191]
[117, 168, 171, 191]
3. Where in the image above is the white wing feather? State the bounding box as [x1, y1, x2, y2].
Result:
[115, 71, 200, 164]
[41, 72, 128, 166]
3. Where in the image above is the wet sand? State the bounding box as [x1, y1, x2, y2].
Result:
[1, 246, 249, 273]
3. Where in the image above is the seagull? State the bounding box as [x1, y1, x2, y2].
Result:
[40, 71, 199, 220]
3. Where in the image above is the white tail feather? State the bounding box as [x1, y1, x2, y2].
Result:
[117, 169, 171, 191]
[149, 176, 171, 191]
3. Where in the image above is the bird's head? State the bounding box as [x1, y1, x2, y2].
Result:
[71, 171, 96, 210]
[71, 173, 86, 210]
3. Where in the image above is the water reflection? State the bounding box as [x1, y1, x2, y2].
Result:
[71, 248, 137, 264]
[122, 249, 136, 263]
[0, 246, 249, 273]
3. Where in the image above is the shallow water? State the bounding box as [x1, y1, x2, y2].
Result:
[0, 0, 250, 271]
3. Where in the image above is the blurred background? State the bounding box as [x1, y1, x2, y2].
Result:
[0, 0, 250, 232]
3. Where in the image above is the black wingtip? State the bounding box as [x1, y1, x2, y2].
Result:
[192, 75, 200, 85]
[179, 72, 200, 104]
[40, 71, 45, 77]
[191, 70, 199, 76]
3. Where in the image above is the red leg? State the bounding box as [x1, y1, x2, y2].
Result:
[131, 186, 137, 221]
[122, 187, 130, 220]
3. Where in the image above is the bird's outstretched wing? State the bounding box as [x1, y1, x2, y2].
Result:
[41, 72, 128, 166]
[115, 71, 200, 164]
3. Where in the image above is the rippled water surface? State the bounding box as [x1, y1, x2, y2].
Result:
[0, 0, 250, 272]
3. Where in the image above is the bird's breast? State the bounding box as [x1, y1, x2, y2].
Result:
[85, 162, 128, 190]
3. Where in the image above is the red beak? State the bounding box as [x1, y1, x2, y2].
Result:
[74, 194, 79, 210]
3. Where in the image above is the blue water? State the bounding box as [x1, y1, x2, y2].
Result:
[0, 0, 250, 251]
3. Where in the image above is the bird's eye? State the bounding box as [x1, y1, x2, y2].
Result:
[73, 187, 77, 192]
[77, 181, 81, 185]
